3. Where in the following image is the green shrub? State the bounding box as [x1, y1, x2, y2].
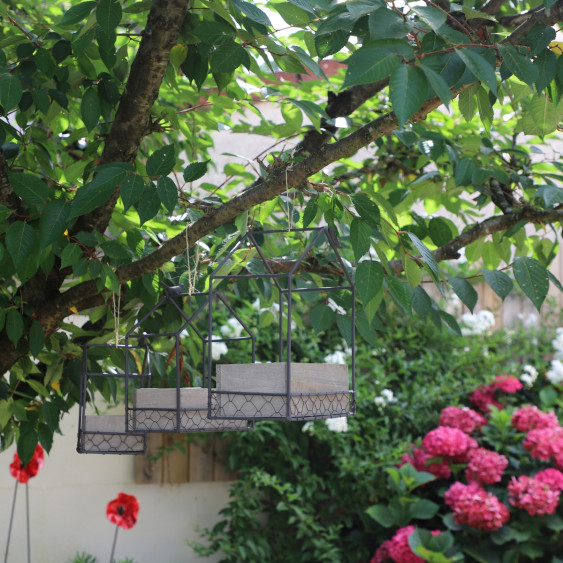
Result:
[190, 314, 559, 562]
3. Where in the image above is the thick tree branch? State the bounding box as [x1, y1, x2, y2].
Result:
[390, 206, 563, 274]
[501, 0, 563, 44]
[73, 0, 191, 235]
[0, 148, 24, 214]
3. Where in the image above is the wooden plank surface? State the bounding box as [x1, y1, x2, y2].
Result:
[135, 433, 163, 484]
[162, 434, 189, 484]
[188, 438, 214, 482]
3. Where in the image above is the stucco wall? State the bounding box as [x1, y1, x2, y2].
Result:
[0, 406, 230, 563]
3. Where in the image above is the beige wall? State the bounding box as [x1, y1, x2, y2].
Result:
[0, 407, 230, 563]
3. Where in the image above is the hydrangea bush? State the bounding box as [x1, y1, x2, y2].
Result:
[192, 314, 563, 563]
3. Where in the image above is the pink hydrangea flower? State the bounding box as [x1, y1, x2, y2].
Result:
[508, 475, 560, 516]
[422, 427, 477, 461]
[523, 426, 563, 461]
[468, 386, 501, 413]
[377, 526, 441, 563]
[439, 406, 488, 434]
[491, 375, 522, 393]
[400, 447, 451, 480]
[370, 539, 392, 563]
[465, 448, 508, 484]
[512, 406, 559, 433]
[535, 468, 563, 491]
[444, 482, 509, 531]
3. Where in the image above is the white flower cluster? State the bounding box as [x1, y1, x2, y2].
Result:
[324, 348, 351, 364]
[211, 340, 228, 361]
[519, 364, 538, 388]
[374, 389, 396, 408]
[546, 328, 563, 385]
[517, 312, 539, 330]
[220, 318, 244, 338]
[460, 310, 495, 336]
[302, 416, 348, 433]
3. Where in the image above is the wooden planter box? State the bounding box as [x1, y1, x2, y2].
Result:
[79, 415, 146, 454]
[132, 387, 249, 432]
[213, 362, 351, 419]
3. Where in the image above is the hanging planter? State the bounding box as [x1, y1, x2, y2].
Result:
[77, 343, 147, 455]
[124, 287, 252, 433]
[207, 227, 355, 422]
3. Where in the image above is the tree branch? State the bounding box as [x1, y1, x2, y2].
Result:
[0, 148, 24, 214]
[390, 206, 563, 274]
[501, 0, 563, 44]
[73, 0, 191, 235]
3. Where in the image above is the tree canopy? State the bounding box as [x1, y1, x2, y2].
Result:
[1, 0, 563, 461]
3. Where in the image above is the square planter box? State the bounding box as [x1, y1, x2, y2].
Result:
[78, 415, 146, 454]
[213, 362, 351, 420]
[131, 387, 249, 432]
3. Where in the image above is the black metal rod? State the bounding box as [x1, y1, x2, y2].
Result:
[4, 480, 17, 563]
[25, 482, 30, 563]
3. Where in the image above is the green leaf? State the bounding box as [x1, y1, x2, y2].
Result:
[343, 47, 399, 88]
[315, 30, 349, 59]
[146, 144, 176, 177]
[429, 217, 453, 246]
[411, 5, 447, 31]
[39, 200, 69, 250]
[136, 187, 161, 225]
[59, 1, 97, 26]
[0, 74, 23, 112]
[405, 257, 422, 288]
[498, 44, 538, 87]
[210, 43, 250, 73]
[68, 167, 126, 220]
[29, 319, 45, 357]
[369, 8, 412, 40]
[356, 260, 384, 304]
[420, 63, 451, 107]
[120, 174, 146, 211]
[457, 48, 497, 94]
[534, 185, 563, 208]
[534, 49, 557, 92]
[520, 95, 563, 136]
[28, 380, 50, 398]
[96, 0, 122, 36]
[449, 276, 478, 312]
[310, 304, 336, 333]
[439, 310, 461, 335]
[273, 3, 312, 27]
[6, 308, 24, 346]
[0, 204, 11, 222]
[232, 0, 272, 26]
[6, 221, 36, 270]
[18, 423, 38, 465]
[156, 176, 178, 214]
[0, 399, 13, 429]
[350, 218, 371, 262]
[458, 87, 477, 122]
[183, 161, 209, 183]
[407, 232, 438, 276]
[386, 276, 412, 315]
[81, 87, 101, 132]
[7, 172, 49, 204]
[352, 193, 380, 228]
[366, 504, 394, 528]
[548, 270, 563, 293]
[408, 499, 440, 519]
[513, 257, 549, 311]
[389, 65, 428, 127]
[60, 243, 83, 268]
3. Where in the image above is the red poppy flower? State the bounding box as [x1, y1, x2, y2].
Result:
[9, 444, 45, 484]
[106, 492, 140, 530]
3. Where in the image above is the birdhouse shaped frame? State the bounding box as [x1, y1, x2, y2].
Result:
[77, 343, 147, 455]
[123, 287, 252, 433]
[207, 226, 356, 422]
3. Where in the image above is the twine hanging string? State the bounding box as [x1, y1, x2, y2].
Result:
[185, 228, 200, 296]
[112, 287, 121, 347]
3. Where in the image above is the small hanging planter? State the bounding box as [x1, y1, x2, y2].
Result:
[124, 287, 253, 433]
[77, 343, 147, 455]
[207, 227, 355, 421]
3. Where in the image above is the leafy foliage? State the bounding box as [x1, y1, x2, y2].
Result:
[0, 0, 562, 464]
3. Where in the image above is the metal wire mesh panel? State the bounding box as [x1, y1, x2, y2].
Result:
[207, 227, 356, 421]
[77, 343, 148, 455]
